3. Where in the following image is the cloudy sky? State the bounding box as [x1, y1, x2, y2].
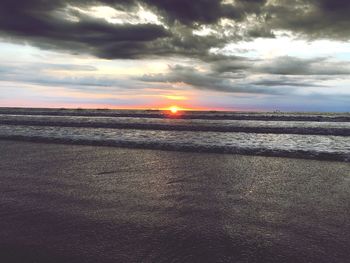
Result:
[0, 0, 350, 111]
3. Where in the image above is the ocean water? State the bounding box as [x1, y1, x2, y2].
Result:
[1, 110, 350, 263]
[1, 114, 350, 135]
[0, 108, 349, 121]
[1, 141, 349, 263]
[0, 109, 349, 161]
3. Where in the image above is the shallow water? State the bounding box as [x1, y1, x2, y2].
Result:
[1, 114, 350, 135]
[0, 109, 349, 161]
[0, 125, 349, 161]
[0, 108, 349, 121]
[0, 141, 349, 263]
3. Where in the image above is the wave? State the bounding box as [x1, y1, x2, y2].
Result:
[1, 115, 350, 136]
[0, 108, 349, 122]
[0, 125, 349, 162]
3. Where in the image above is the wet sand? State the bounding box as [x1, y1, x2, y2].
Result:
[0, 140, 349, 262]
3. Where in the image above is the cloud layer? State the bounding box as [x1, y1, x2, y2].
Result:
[2, 0, 350, 59]
[0, 0, 350, 110]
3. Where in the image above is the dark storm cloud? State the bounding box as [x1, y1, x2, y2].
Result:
[0, 0, 171, 59]
[1, 0, 350, 101]
[0, 0, 272, 60]
[141, 0, 267, 25]
[1, 0, 350, 60]
[264, 0, 350, 40]
[143, 0, 229, 24]
[142, 0, 350, 40]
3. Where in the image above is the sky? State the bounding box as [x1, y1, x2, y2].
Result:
[0, 0, 350, 112]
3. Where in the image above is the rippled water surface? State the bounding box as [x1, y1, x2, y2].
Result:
[1, 109, 350, 262]
[0, 141, 349, 263]
[0, 125, 349, 159]
[0, 109, 349, 161]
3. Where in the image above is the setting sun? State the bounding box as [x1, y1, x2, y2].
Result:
[170, 106, 178, 114]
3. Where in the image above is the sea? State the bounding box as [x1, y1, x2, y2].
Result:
[0, 108, 349, 161]
[1, 108, 350, 263]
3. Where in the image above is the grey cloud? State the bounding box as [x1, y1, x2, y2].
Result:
[141, 0, 268, 25]
[1, 0, 350, 107]
[34, 63, 97, 71]
[138, 54, 350, 95]
[263, 0, 350, 40]
[251, 78, 322, 87]
[211, 59, 254, 73]
[214, 56, 350, 76]
[0, 0, 171, 59]
[0, 62, 97, 76]
[256, 57, 350, 76]
[1, 0, 350, 61]
[0, 62, 135, 91]
[139, 65, 298, 95]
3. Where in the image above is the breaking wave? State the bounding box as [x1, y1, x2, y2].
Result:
[0, 109, 349, 161]
[1, 115, 350, 136]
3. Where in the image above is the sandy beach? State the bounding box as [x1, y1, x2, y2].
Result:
[0, 140, 349, 262]
[2, 0, 350, 261]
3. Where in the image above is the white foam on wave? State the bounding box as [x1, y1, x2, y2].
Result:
[0, 125, 349, 161]
[0, 108, 349, 121]
[1, 115, 350, 135]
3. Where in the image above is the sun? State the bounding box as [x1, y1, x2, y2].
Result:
[169, 106, 178, 114]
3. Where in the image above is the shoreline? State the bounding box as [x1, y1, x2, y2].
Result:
[1, 118, 350, 136]
[1, 136, 349, 162]
[1, 140, 349, 262]
[1, 108, 349, 162]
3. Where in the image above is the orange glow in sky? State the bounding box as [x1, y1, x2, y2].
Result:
[162, 95, 188, 101]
